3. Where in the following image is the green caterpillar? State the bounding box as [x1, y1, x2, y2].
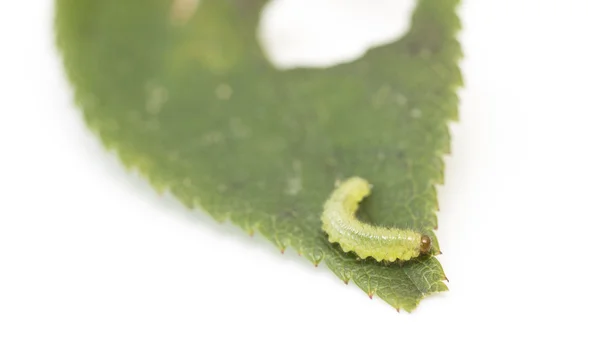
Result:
[321, 177, 432, 262]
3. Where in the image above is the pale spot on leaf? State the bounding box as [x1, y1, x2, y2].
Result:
[170, 0, 200, 26]
[145, 83, 169, 115]
[215, 83, 233, 100]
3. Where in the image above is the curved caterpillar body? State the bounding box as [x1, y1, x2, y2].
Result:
[321, 177, 432, 262]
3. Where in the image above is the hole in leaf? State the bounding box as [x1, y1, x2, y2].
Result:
[258, 0, 416, 69]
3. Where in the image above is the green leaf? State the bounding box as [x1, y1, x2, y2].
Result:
[55, 0, 462, 311]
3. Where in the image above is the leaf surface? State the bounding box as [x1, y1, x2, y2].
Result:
[55, 0, 462, 311]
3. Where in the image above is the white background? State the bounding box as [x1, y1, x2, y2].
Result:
[2, 1, 600, 360]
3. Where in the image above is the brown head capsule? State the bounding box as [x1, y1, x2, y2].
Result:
[420, 235, 432, 254]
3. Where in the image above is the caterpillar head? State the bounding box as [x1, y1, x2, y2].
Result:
[420, 235, 432, 254]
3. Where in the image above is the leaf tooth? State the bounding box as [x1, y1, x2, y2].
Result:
[269, 236, 288, 253]
[302, 248, 325, 267]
